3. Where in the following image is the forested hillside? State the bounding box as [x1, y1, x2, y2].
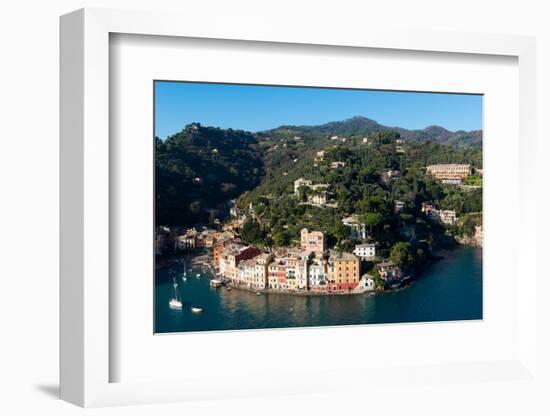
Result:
[156, 117, 482, 234]
[155, 123, 264, 225]
[238, 129, 482, 255]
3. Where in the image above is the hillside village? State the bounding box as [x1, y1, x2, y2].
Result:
[156, 120, 483, 295]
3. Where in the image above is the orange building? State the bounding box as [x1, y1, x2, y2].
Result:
[327, 250, 360, 292]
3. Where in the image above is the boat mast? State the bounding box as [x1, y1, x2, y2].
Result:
[172, 276, 179, 301]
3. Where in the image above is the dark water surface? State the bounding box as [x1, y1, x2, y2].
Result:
[155, 246, 482, 333]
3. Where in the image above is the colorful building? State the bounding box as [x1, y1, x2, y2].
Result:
[377, 261, 402, 282]
[267, 250, 309, 291]
[268, 261, 287, 290]
[300, 228, 326, 255]
[219, 243, 261, 280]
[328, 250, 360, 292]
[212, 234, 238, 267]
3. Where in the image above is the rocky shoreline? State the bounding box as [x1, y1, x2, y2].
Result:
[456, 234, 482, 247]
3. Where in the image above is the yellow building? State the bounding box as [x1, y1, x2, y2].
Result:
[426, 164, 472, 181]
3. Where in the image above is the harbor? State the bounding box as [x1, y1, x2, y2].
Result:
[155, 246, 482, 333]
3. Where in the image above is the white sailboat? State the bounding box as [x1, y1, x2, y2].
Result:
[169, 276, 183, 310]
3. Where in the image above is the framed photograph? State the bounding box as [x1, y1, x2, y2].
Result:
[153, 81, 483, 334]
[60, 8, 538, 407]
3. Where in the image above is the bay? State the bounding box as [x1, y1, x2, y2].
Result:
[154, 246, 482, 333]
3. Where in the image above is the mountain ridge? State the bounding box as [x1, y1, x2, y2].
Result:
[268, 115, 482, 149]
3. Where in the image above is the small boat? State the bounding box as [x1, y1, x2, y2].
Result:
[169, 277, 182, 310]
[256, 292, 261, 296]
[191, 307, 203, 313]
[210, 279, 223, 288]
[227, 287, 232, 291]
[196, 273, 201, 278]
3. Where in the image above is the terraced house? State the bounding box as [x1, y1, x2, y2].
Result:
[327, 250, 361, 292]
[308, 258, 329, 293]
[219, 243, 261, 280]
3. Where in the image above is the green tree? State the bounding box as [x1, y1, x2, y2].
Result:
[390, 242, 415, 269]
[362, 212, 383, 236]
[241, 219, 265, 245]
[272, 229, 291, 247]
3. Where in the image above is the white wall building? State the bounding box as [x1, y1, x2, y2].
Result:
[294, 178, 312, 195]
[359, 274, 376, 291]
[438, 210, 457, 225]
[353, 243, 376, 260]
[308, 260, 328, 291]
[342, 215, 367, 240]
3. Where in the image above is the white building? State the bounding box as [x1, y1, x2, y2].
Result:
[315, 150, 326, 162]
[309, 190, 328, 205]
[253, 253, 272, 289]
[342, 215, 367, 240]
[236, 259, 256, 287]
[308, 260, 328, 292]
[353, 243, 376, 260]
[330, 161, 346, 169]
[294, 178, 313, 195]
[175, 230, 197, 250]
[438, 210, 457, 225]
[358, 274, 376, 291]
[295, 178, 330, 205]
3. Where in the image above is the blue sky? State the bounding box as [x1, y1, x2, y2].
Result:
[155, 81, 482, 139]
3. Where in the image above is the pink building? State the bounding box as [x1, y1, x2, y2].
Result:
[300, 228, 326, 255]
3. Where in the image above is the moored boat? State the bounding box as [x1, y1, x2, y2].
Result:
[210, 279, 223, 288]
[169, 276, 183, 310]
[169, 298, 183, 309]
[191, 307, 203, 313]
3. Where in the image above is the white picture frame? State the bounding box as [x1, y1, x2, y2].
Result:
[60, 7, 537, 407]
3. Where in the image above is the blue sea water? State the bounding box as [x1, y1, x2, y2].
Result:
[154, 246, 482, 333]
